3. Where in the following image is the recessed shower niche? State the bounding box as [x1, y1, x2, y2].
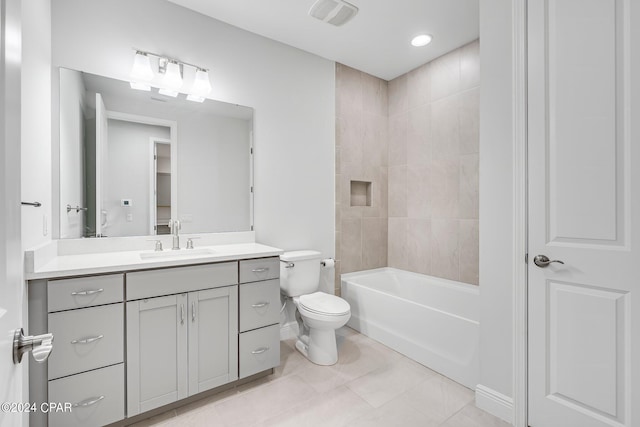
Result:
[350, 180, 372, 207]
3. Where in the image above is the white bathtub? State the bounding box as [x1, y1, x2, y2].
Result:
[341, 267, 479, 389]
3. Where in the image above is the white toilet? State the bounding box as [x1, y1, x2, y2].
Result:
[280, 250, 351, 366]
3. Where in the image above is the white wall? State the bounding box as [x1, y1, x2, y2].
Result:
[104, 119, 170, 237]
[50, 0, 336, 261]
[478, 0, 514, 405]
[21, 0, 51, 250]
[58, 68, 86, 238]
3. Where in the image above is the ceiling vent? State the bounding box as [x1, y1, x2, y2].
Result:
[309, 0, 359, 26]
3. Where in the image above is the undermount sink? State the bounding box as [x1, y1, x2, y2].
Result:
[139, 248, 215, 260]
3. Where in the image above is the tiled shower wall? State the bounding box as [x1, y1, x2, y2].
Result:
[387, 41, 480, 285]
[335, 64, 389, 293]
[335, 40, 479, 292]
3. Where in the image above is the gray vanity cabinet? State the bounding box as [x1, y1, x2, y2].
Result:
[238, 257, 281, 378]
[125, 262, 239, 417]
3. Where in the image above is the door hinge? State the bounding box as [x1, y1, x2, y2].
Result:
[250, 186, 254, 193]
[250, 147, 253, 155]
[525, 253, 529, 264]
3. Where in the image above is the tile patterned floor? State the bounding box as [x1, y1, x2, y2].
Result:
[131, 327, 512, 427]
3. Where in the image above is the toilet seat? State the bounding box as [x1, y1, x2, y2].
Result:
[298, 292, 350, 316]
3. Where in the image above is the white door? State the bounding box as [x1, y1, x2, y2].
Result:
[528, 1, 639, 426]
[0, 1, 25, 426]
[95, 93, 108, 237]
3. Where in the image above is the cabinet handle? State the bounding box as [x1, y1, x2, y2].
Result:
[71, 288, 104, 296]
[251, 267, 269, 273]
[70, 335, 104, 345]
[251, 346, 270, 355]
[251, 302, 270, 308]
[192, 302, 196, 322]
[72, 395, 105, 408]
[180, 304, 185, 325]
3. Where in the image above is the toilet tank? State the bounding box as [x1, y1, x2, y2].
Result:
[280, 250, 322, 297]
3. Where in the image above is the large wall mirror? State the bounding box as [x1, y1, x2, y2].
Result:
[58, 68, 253, 238]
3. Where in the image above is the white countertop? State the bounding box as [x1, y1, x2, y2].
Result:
[25, 242, 284, 280]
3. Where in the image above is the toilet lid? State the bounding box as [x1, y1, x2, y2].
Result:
[299, 292, 350, 316]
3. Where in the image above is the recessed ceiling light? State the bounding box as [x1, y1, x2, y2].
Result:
[411, 34, 433, 47]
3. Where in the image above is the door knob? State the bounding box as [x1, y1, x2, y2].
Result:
[533, 255, 565, 268]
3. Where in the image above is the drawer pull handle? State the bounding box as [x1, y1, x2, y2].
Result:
[181, 304, 185, 325]
[192, 302, 196, 322]
[251, 267, 269, 273]
[251, 346, 270, 355]
[72, 395, 105, 408]
[71, 288, 104, 296]
[251, 302, 270, 308]
[70, 335, 104, 345]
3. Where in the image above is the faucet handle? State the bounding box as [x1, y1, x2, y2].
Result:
[186, 237, 200, 249]
[147, 239, 163, 251]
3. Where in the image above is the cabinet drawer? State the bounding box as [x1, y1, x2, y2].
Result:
[48, 303, 124, 380]
[239, 257, 280, 284]
[48, 363, 124, 427]
[47, 274, 123, 312]
[127, 262, 238, 300]
[239, 279, 281, 332]
[239, 324, 280, 379]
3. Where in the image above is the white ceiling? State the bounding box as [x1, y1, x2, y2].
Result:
[167, 0, 479, 81]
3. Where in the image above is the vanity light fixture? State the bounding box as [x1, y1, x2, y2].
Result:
[159, 59, 183, 97]
[186, 68, 212, 103]
[411, 34, 433, 47]
[129, 51, 154, 91]
[129, 49, 212, 102]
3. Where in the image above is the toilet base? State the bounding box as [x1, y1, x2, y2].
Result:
[295, 328, 338, 366]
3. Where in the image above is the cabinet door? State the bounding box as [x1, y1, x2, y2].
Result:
[127, 294, 188, 417]
[188, 286, 238, 395]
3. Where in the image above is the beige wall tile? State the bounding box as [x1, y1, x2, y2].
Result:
[408, 63, 431, 109]
[362, 218, 388, 269]
[431, 219, 459, 281]
[388, 113, 408, 166]
[459, 219, 479, 285]
[407, 219, 431, 275]
[407, 164, 431, 219]
[407, 105, 431, 166]
[460, 40, 480, 91]
[336, 63, 363, 118]
[459, 87, 480, 155]
[459, 154, 479, 219]
[430, 159, 459, 219]
[431, 95, 460, 160]
[338, 112, 364, 176]
[388, 74, 408, 116]
[363, 113, 388, 170]
[430, 49, 461, 102]
[388, 166, 408, 218]
[341, 218, 362, 273]
[363, 72, 389, 117]
[388, 218, 408, 270]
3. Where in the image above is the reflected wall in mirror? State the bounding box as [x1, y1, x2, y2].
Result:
[58, 68, 253, 238]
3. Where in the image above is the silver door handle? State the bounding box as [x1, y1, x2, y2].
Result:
[251, 302, 270, 308]
[251, 346, 270, 354]
[533, 255, 565, 268]
[192, 302, 196, 322]
[71, 335, 103, 344]
[13, 329, 54, 364]
[181, 304, 185, 324]
[72, 395, 105, 408]
[71, 288, 104, 296]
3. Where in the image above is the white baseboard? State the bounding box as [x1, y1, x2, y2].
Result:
[279, 321, 297, 341]
[475, 384, 514, 424]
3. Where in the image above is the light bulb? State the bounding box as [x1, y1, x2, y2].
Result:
[161, 60, 182, 96]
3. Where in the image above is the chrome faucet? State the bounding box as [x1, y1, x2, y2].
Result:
[170, 219, 181, 250]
